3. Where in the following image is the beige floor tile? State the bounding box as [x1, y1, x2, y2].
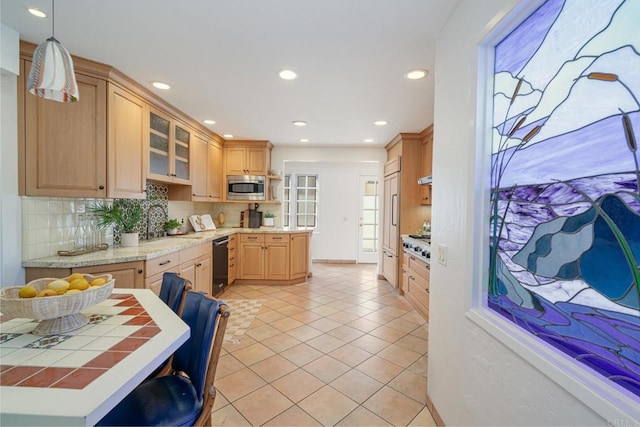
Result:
[245, 323, 282, 341]
[289, 311, 324, 323]
[329, 343, 373, 367]
[215, 353, 245, 379]
[369, 325, 409, 343]
[215, 367, 267, 402]
[222, 334, 257, 352]
[305, 333, 347, 353]
[263, 405, 323, 426]
[212, 391, 229, 412]
[277, 304, 308, 316]
[336, 406, 392, 426]
[327, 325, 366, 343]
[351, 334, 392, 354]
[260, 332, 302, 353]
[310, 305, 340, 317]
[407, 354, 428, 377]
[298, 385, 359, 426]
[302, 354, 351, 383]
[286, 324, 324, 341]
[256, 310, 288, 323]
[326, 311, 360, 324]
[348, 317, 381, 333]
[356, 355, 404, 383]
[231, 342, 276, 366]
[410, 324, 429, 340]
[271, 368, 325, 402]
[388, 369, 428, 404]
[250, 354, 298, 382]
[363, 386, 425, 426]
[211, 402, 251, 426]
[378, 344, 422, 368]
[270, 316, 305, 332]
[388, 317, 422, 334]
[280, 343, 324, 366]
[307, 317, 342, 332]
[408, 406, 437, 427]
[395, 334, 429, 355]
[233, 384, 294, 426]
[330, 369, 384, 404]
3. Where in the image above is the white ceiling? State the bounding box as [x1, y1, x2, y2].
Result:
[2, 0, 457, 147]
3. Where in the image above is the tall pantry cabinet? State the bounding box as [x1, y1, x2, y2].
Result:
[381, 133, 424, 288]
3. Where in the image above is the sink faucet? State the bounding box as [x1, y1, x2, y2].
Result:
[146, 203, 167, 239]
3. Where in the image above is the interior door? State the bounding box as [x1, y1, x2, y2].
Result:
[357, 176, 379, 263]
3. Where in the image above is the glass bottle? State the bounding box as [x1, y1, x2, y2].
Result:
[74, 214, 87, 251]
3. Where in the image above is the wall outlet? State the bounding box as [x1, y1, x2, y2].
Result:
[437, 243, 448, 266]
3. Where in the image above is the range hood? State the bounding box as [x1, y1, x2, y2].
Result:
[417, 175, 432, 185]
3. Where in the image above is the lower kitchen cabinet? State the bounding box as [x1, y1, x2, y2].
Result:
[290, 232, 309, 280]
[26, 261, 145, 289]
[238, 234, 266, 279]
[145, 242, 212, 295]
[265, 234, 290, 280]
[228, 234, 237, 285]
[402, 253, 430, 320]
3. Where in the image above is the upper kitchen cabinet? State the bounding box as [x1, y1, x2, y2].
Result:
[188, 134, 223, 202]
[224, 140, 273, 176]
[20, 59, 108, 198]
[147, 108, 191, 185]
[107, 83, 146, 199]
[420, 125, 433, 206]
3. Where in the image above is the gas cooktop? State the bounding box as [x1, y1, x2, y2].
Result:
[408, 234, 430, 240]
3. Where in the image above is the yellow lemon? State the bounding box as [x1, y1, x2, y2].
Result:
[66, 273, 85, 282]
[90, 278, 107, 287]
[36, 289, 58, 297]
[48, 279, 70, 295]
[69, 278, 90, 291]
[65, 289, 82, 295]
[18, 285, 37, 299]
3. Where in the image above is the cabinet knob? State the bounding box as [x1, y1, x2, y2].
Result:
[137, 269, 143, 274]
[98, 185, 105, 190]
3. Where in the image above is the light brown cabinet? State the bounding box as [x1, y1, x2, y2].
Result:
[207, 141, 224, 201]
[223, 141, 273, 177]
[107, 83, 146, 199]
[381, 132, 425, 288]
[403, 253, 430, 319]
[420, 125, 433, 206]
[147, 108, 191, 185]
[25, 261, 145, 289]
[290, 232, 309, 280]
[228, 234, 237, 285]
[20, 60, 108, 198]
[145, 242, 211, 295]
[191, 133, 209, 200]
[238, 234, 266, 279]
[264, 234, 290, 280]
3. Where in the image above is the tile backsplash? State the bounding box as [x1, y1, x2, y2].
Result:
[22, 183, 279, 260]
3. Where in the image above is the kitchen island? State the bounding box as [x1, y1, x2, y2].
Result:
[23, 228, 312, 294]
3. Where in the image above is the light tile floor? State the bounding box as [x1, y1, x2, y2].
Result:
[212, 263, 437, 426]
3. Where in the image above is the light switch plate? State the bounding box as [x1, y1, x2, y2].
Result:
[437, 243, 448, 266]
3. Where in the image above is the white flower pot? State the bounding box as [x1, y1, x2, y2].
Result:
[121, 232, 139, 247]
[263, 217, 275, 227]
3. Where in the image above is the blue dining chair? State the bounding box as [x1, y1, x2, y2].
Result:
[97, 292, 230, 427]
[159, 272, 192, 314]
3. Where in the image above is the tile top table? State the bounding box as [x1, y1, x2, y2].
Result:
[0, 289, 190, 426]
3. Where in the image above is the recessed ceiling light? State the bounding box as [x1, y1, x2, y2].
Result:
[300, 138, 309, 143]
[292, 121, 307, 127]
[151, 81, 171, 90]
[364, 138, 374, 143]
[405, 69, 429, 80]
[203, 119, 216, 125]
[278, 69, 298, 80]
[374, 120, 388, 126]
[223, 134, 234, 138]
[28, 8, 47, 18]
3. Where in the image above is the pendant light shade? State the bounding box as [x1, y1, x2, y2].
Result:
[26, 1, 79, 103]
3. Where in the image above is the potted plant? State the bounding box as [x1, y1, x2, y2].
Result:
[89, 201, 143, 247]
[263, 211, 276, 227]
[163, 218, 181, 235]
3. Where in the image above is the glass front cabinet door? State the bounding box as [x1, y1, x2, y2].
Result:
[147, 109, 190, 184]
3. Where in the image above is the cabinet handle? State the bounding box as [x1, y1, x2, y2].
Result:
[196, 263, 202, 267]
[272, 237, 282, 240]
[159, 260, 171, 266]
[137, 269, 143, 274]
[99, 185, 105, 190]
[248, 236, 258, 240]
[229, 263, 235, 268]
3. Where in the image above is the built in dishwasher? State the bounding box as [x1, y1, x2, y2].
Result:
[212, 236, 229, 296]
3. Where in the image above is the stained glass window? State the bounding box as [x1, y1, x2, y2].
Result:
[489, 0, 640, 398]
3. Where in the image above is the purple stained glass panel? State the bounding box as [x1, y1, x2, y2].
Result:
[489, 0, 640, 399]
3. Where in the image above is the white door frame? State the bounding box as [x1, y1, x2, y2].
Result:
[357, 175, 380, 263]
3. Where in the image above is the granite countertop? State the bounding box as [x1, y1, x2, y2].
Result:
[23, 227, 312, 268]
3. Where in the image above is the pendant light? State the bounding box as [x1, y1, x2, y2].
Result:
[27, 0, 79, 103]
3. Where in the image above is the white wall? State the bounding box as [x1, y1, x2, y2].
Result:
[272, 146, 386, 262]
[1, 24, 23, 286]
[429, 1, 637, 426]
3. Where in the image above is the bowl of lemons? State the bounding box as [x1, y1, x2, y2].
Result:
[0, 273, 115, 335]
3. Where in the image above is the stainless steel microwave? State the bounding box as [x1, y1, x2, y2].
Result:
[227, 175, 266, 200]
